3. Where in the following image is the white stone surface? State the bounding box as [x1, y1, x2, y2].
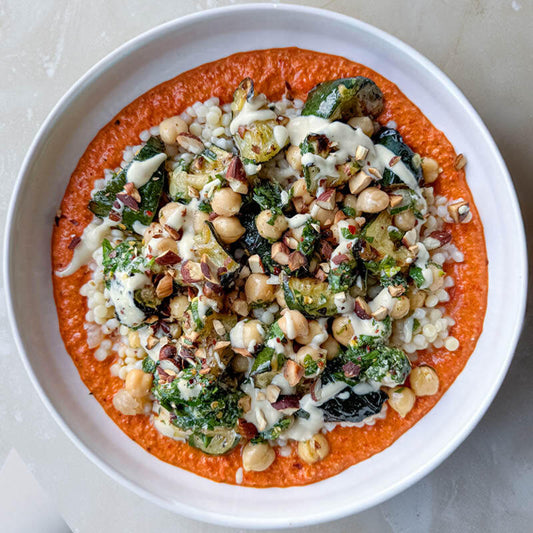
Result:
[0, 0, 531, 531]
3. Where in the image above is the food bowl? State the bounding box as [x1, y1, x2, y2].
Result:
[4, 3, 527, 528]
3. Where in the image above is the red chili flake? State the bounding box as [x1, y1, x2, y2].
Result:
[146, 210, 153, 217]
[348, 225, 357, 234]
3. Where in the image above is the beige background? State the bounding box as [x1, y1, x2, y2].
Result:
[1, 0, 531, 531]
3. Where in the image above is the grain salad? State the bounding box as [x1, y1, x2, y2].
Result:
[56, 74, 472, 474]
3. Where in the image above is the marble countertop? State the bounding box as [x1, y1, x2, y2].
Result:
[1, 1, 531, 531]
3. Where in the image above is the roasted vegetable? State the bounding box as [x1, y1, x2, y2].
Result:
[282, 275, 337, 318]
[320, 388, 388, 423]
[195, 221, 240, 287]
[324, 335, 410, 388]
[363, 212, 411, 266]
[188, 427, 240, 456]
[152, 365, 243, 449]
[231, 78, 288, 163]
[89, 137, 166, 230]
[101, 239, 154, 327]
[328, 258, 359, 293]
[252, 417, 293, 443]
[372, 128, 422, 187]
[169, 145, 233, 202]
[300, 133, 360, 194]
[301, 77, 384, 120]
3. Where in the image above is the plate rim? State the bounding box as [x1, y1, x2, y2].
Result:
[4, 3, 528, 528]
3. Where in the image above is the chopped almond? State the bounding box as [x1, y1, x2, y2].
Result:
[448, 201, 470, 223]
[156, 274, 174, 299]
[272, 242, 290, 265]
[371, 306, 388, 321]
[349, 170, 372, 194]
[284, 360, 304, 387]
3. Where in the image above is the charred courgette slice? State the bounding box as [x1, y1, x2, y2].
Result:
[195, 221, 240, 287]
[188, 428, 240, 456]
[282, 275, 337, 318]
[363, 212, 411, 266]
[230, 78, 288, 164]
[169, 145, 233, 203]
[301, 77, 384, 121]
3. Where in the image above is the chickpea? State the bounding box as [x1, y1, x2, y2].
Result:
[159, 115, 189, 145]
[245, 274, 276, 304]
[125, 369, 153, 399]
[232, 353, 251, 373]
[322, 335, 341, 360]
[356, 187, 389, 213]
[255, 210, 288, 241]
[242, 319, 265, 350]
[310, 201, 337, 228]
[393, 210, 416, 231]
[407, 287, 426, 310]
[332, 316, 354, 346]
[390, 295, 410, 320]
[286, 145, 303, 172]
[150, 237, 178, 255]
[278, 309, 309, 340]
[297, 433, 330, 464]
[422, 157, 440, 184]
[112, 389, 145, 415]
[294, 345, 325, 374]
[169, 295, 189, 320]
[212, 216, 245, 244]
[343, 194, 358, 213]
[291, 178, 313, 204]
[211, 187, 242, 217]
[410, 365, 439, 396]
[294, 320, 324, 345]
[242, 442, 276, 472]
[347, 116, 374, 137]
[275, 288, 287, 308]
[193, 210, 210, 233]
[143, 222, 163, 242]
[159, 202, 186, 231]
[387, 386, 416, 418]
[429, 265, 445, 292]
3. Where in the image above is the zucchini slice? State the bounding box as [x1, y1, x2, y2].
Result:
[188, 428, 240, 456]
[321, 388, 388, 423]
[282, 276, 337, 318]
[300, 133, 360, 193]
[195, 221, 240, 287]
[231, 78, 288, 164]
[301, 77, 384, 121]
[372, 128, 422, 186]
[169, 145, 233, 203]
[363, 212, 411, 266]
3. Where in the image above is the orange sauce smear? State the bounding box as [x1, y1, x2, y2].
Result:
[52, 48, 488, 487]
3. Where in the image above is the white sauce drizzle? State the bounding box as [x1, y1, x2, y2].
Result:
[126, 153, 166, 189]
[55, 217, 115, 277]
[229, 96, 276, 135]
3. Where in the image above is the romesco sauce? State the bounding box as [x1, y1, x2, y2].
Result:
[52, 48, 488, 487]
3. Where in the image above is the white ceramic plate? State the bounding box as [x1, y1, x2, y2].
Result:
[4, 4, 527, 529]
